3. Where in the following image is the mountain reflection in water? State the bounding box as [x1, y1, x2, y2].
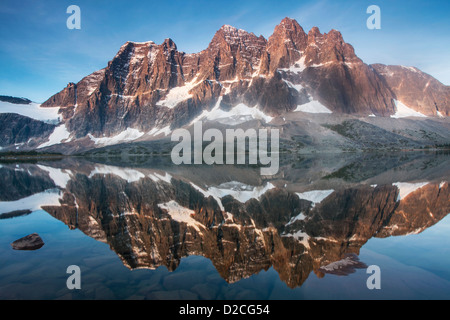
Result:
[0, 152, 449, 299]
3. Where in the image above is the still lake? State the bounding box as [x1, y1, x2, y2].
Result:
[0, 152, 449, 300]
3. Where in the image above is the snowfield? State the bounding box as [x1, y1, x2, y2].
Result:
[391, 100, 427, 118]
[295, 100, 333, 114]
[88, 128, 145, 146]
[38, 124, 71, 149]
[0, 101, 60, 124]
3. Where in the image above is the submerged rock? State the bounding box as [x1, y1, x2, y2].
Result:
[11, 233, 45, 251]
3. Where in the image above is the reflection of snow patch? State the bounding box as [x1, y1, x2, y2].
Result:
[37, 165, 72, 188]
[190, 183, 225, 211]
[148, 172, 172, 184]
[0, 189, 61, 214]
[319, 254, 367, 275]
[207, 182, 275, 204]
[286, 212, 306, 226]
[158, 200, 204, 233]
[89, 165, 145, 183]
[296, 189, 334, 207]
[393, 182, 429, 201]
[89, 128, 144, 146]
[282, 230, 310, 249]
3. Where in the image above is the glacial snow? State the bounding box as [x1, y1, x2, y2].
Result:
[156, 78, 199, 109]
[279, 56, 307, 73]
[286, 212, 307, 226]
[295, 100, 332, 114]
[283, 79, 304, 92]
[147, 126, 172, 137]
[0, 101, 60, 124]
[391, 100, 427, 118]
[38, 124, 71, 149]
[200, 103, 273, 126]
[88, 128, 144, 146]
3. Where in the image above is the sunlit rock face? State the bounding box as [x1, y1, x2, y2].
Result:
[36, 18, 448, 145]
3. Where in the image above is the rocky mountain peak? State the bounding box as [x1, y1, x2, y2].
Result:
[210, 24, 264, 49]
[28, 17, 448, 151]
[326, 29, 344, 42]
[162, 38, 177, 50]
[275, 17, 306, 36]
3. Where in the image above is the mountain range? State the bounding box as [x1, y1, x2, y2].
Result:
[0, 17, 449, 153]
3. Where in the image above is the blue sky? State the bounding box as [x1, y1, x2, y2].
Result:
[1, 0, 449, 102]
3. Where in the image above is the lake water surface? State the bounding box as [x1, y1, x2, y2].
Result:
[0, 152, 449, 300]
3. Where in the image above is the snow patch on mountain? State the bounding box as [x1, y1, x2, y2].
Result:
[157, 78, 200, 109]
[0, 101, 60, 124]
[279, 56, 307, 73]
[38, 124, 71, 149]
[147, 126, 172, 137]
[88, 128, 144, 146]
[295, 100, 332, 114]
[89, 164, 145, 183]
[205, 103, 273, 125]
[283, 79, 304, 92]
[391, 100, 427, 118]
